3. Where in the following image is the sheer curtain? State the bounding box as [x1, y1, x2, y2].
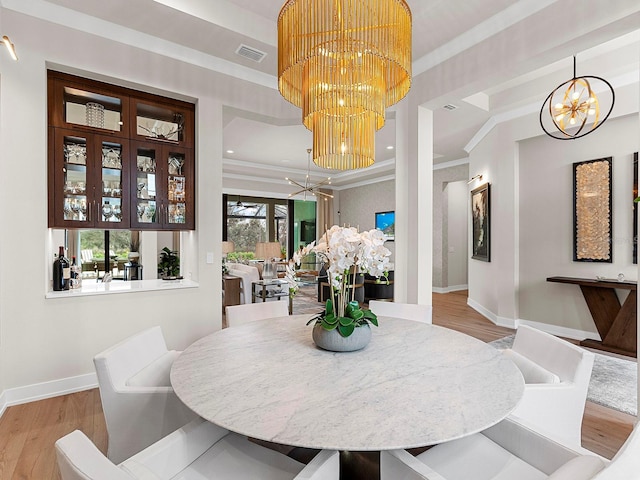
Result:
[316, 189, 334, 240]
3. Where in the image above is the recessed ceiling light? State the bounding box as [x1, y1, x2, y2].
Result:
[386, 145, 394, 150]
[226, 150, 234, 154]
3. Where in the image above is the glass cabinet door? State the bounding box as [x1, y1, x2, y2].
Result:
[165, 147, 194, 229]
[131, 144, 160, 229]
[62, 134, 89, 224]
[131, 142, 193, 230]
[52, 129, 93, 228]
[167, 149, 186, 226]
[96, 138, 129, 227]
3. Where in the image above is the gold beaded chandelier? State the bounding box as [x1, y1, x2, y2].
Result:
[278, 0, 412, 170]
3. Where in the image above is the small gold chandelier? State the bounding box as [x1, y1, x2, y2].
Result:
[539, 56, 615, 140]
[278, 0, 412, 170]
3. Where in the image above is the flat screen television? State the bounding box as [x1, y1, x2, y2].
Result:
[375, 211, 395, 241]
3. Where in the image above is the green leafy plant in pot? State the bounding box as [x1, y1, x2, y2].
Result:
[158, 247, 180, 279]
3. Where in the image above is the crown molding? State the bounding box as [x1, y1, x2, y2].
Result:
[1, 0, 276, 89]
[433, 157, 469, 170]
[464, 69, 639, 154]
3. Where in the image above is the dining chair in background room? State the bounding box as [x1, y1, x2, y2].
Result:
[226, 300, 290, 327]
[368, 300, 432, 324]
[56, 417, 340, 480]
[93, 326, 198, 464]
[380, 415, 608, 480]
[502, 325, 595, 448]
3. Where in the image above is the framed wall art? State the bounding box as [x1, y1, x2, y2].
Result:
[471, 183, 490, 262]
[375, 211, 395, 241]
[573, 157, 612, 262]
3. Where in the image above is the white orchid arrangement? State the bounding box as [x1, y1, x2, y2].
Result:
[294, 225, 391, 336]
[284, 261, 300, 298]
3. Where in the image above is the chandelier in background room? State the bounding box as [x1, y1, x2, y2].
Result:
[278, 0, 412, 170]
[286, 149, 334, 201]
[539, 56, 615, 140]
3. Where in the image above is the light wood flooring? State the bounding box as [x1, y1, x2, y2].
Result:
[0, 290, 635, 479]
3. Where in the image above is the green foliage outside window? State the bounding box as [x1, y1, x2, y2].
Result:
[80, 230, 132, 259]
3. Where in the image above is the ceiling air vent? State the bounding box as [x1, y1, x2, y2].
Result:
[236, 44, 267, 63]
[442, 104, 458, 111]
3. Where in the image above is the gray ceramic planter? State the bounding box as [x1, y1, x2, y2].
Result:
[312, 323, 371, 352]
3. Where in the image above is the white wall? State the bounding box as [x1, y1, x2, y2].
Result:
[0, 9, 240, 406]
[468, 81, 639, 337]
[446, 180, 468, 288]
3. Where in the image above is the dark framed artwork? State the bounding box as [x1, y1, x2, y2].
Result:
[573, 157, 612, 262]
[634, 152, 638, 264]
[471, 183, 490, 262]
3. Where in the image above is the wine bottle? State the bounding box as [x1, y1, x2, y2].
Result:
[53, 246, 70, 291]
[70, 255, 80, 289]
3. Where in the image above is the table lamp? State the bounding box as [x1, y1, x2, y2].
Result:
[255, 242, 281, 261]
[256, 242, 282, 280]
[221, 241, 235, 258]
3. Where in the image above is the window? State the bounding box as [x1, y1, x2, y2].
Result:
[73, 230, 134, 278]
[224, 195, 289, 259]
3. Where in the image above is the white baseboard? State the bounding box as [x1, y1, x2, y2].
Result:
[467, 297, 499, 324]
[517, 319, 601, 342]
[0, 372, 97, 419]
[0, 390, 6, 418]
[467, 298, 601, 341]
[433, 284, 468, 294]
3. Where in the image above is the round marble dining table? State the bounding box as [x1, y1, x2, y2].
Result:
[171, 315, 524, 452]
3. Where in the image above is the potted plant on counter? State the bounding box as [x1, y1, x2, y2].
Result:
[158, 247, 181, 279]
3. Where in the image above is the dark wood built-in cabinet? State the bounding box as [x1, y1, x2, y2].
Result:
[47, 70, 195, 230]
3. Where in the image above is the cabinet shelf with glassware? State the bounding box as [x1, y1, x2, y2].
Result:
[130, 142, 194, 230]
[49, 128, 131, 229]
[47, 70, 196, 231]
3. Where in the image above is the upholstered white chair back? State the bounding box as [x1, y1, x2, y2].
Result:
[512, 325, 591, 383]
[368, 300, 432, 324]
[506, 325, 595, 448]
[380, 416, 606, 480]
[56, 417, 340, 480]
[95, 327, 168, 389]
[93, 327, 197, 464]
[226, 300, 289, 327]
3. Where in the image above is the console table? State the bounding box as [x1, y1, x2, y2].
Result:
[547, 276, 637, 357]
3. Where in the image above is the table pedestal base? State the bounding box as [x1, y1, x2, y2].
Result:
[288, 449, 380, 479]
[340, 451, 380, 480]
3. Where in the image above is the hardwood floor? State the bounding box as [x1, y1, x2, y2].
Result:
[0, 290, 634, 479]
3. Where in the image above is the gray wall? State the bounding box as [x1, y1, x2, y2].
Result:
[518, 114, 639, 334]
[433, 165, 468, 288]
[338, 180, 396, 262]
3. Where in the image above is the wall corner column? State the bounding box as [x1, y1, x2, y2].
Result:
[394, 98, 433, 305]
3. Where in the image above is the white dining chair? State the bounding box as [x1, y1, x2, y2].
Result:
[226, 300, 290, 327]
[368, 300, 432, 324]
[380, 416, 608, 480]
[502, 325, 595, 447]
[93, 326, 198, 464]
[56, 417, 340, 480]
